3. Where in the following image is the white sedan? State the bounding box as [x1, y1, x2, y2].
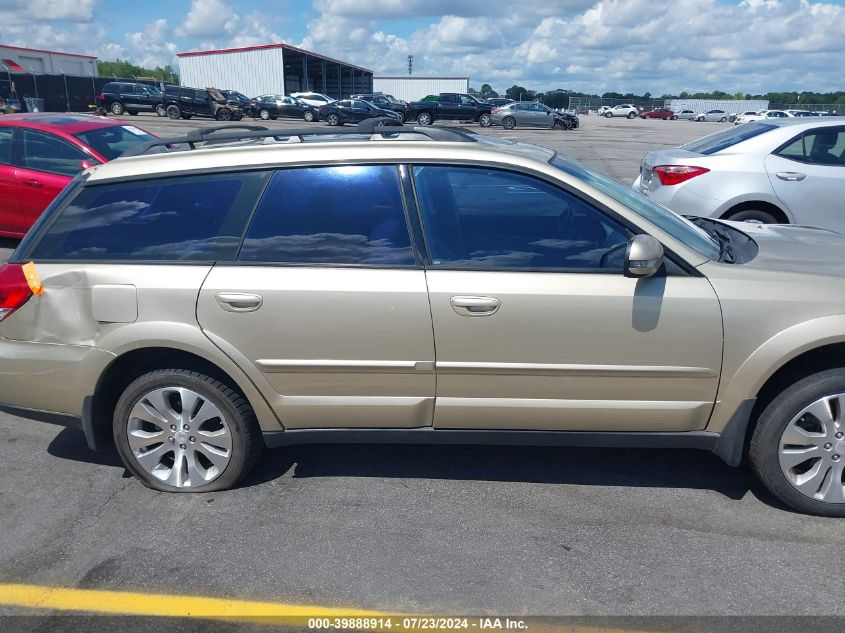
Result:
[735, 110, 793, 125]
[695, 109, 729, 122]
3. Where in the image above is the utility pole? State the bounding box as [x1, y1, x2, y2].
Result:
[407, 55, 413, 76]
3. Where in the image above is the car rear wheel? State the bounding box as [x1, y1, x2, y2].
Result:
[165, 105, 181, 120]
[258, 108, 270, 120]
[502, 116, 516, 130]
[750, 369, 845, 516]
[303, 110, 315, 122]
[725, 208, 780, 224]
[110, 102, 125, 115]
[671, 115, 678, 120]
[326, 113, 340, 126]
[156, 104, 166, 117]
[114, 369, 262, 493]
[627, 112, 636, 119]
[417, 112, 433, 125]
[478, 113, 491, 127]
[216, 108, 233, 122]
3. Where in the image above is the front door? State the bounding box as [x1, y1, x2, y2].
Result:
[0, 127, 26, 236]
[765, 126, 845, 227]
[412, 165, 723, 432]
[197, 164, 436, 429]
[15, 128, 81, 226]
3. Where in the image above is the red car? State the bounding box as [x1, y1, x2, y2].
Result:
[0, 113, 155, 237]
[640, 107, 676, 120]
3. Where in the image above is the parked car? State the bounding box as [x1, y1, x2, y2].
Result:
[0, 113, 155, 237]
[695, 109, 729, 122]
[317, 99, 401, 126]
[674, 109, 697, 120]
[290, 92, 335, 108]
[633, 119, 845, 227]
[732, 110, 764, 125]
[735, 110, 793, 125]
[351, 94, 409, 122]
[221, 90, 252, 110]
[4, 121, 845, 516]
[405, 93, 493, 126]
[249, 95, 319, 122]
[491, 102, 575, 130]
[785, 110, 813, 118]
[602, 104, 640, 119]
[98, 82, 166, 117]
[485, 98, 514, 107]
[162, 86, 244, 121]
[640, 107, 675, 120]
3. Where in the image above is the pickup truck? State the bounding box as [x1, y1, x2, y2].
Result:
[405, 93, 493, 126]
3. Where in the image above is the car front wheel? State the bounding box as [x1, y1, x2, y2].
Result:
[326, 113, 340, 126]
[166, 105, 181, 120]
[156, 104, 166, 117]
[502, 116, 516, 130]
[627, 112, 636, 119]
[604, 112, 612, 118]
[114, 369, 262, 493]
[478, 113, 491, 127]
[259, 108, 271, 120]
[417, 112, 433, 125]
[750, 368, 845, 516]
[303, 110, 315, 122]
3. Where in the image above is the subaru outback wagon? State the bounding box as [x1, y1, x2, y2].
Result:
[1, 121, 844, 516]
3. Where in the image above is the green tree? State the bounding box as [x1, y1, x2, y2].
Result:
[506, 85, 534, 101]
[97, 59, 179, 83]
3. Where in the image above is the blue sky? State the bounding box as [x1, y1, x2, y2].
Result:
[3, 0, 845, 94]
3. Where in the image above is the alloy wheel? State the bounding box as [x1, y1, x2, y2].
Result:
[778, 394, 845, 503]
[126, 386, 233, 488]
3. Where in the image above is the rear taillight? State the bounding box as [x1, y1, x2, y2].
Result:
[491, 108, 500, 114]
[98, 93, 105, 102]
[0, 262, 41, 322]
[652, 165, 710, 186]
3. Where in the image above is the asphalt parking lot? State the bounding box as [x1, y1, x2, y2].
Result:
[2, 112, 844, 624]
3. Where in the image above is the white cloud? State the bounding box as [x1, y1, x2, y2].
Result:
[177, 0, 240, 39]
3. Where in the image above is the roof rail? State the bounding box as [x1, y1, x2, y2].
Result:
[121, 117, 478, 157]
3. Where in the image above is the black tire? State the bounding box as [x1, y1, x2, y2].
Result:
[553, 120, 565, 130]
[156, 103, 166, 117]
[478, 113, 491, 127]
[182, 114, 192, 120]
[326, 113, 340, 126]
[749, 368, 845, 516]
[110, 101, 125, 116]
[671, 115, 678, 120]
[258, 108, 271, 121]
[303, 110, 315, 122]
[417, 112, 433, 126]
[166, 105, 181, 120]
[216, 108, 233, 122]
[128, 111, 138, 116]
[726, 208, 780, 224]
[397, 111, 406, 123]
[604, 112, 612, 118]
[114, 369, 262, 493]
[502, 116, 516, 130]
[627, 112, 636, 119]
[720, 116, 727, 122]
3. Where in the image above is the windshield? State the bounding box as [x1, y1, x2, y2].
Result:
[74, 125, 156, 161]
[549, 154, 720, 260]
[681, 122, 775, 155]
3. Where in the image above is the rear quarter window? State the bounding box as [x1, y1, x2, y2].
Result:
[29, 172, 268, 261]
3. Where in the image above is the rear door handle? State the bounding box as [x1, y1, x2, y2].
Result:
[450, 296, 501, 317]
[776, 172, 807, 181]
[215, 292, 263, 312]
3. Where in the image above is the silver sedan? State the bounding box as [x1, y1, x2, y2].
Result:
[491, 102, 569, 129]
[633, 118, 845, 229]
[694, 109, 730, 122]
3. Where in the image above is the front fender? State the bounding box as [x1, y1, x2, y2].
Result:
[707, 313, 845, 433]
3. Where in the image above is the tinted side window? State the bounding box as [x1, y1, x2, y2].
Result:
[413, 166, 630, 270]
[239, 165, 414, 266]
[21, 129, 87, 177]
[31, 172, 267, 261]
[805, 128, 845, 166]
[0, 128, 12, 165]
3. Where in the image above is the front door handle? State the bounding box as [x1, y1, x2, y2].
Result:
[20, 179, 42, 188]
[216, 292, 263, 312]
[776, 172, 807, 181]
[450, 296, 501, 317]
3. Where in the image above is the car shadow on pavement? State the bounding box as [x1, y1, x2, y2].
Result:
[246, 443, 761, 502]
[47, 427, 128, 471]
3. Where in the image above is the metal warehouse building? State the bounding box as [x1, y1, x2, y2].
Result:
[0, 44, 97, 76]
[373, 76, 469, 102]
[176, 44, 372, 99]
[667, 98, 769, 114]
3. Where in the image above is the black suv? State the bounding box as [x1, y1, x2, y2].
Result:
[350, 94, 408, 122]
[99, 82, 166, 117]
[162, 86, 244, 121]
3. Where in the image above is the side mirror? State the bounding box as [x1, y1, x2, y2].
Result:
[624, 235, 664, 278]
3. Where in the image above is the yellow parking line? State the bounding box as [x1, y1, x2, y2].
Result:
[0, 583, 383, 619]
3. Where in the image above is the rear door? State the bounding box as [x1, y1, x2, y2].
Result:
[437, 94, 460, 119]
[0, 126, 25, 235]
[14, 128, 84, 226]
[765, 126, 845, 228]
[413, 164, 723, 432]
[197, 164, 436, 429]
